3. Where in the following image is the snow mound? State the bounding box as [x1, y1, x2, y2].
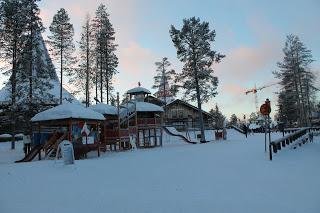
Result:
[31, 103, 105, 122]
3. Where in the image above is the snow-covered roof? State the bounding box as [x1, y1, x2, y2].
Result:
[165, 99, 212, 117]
[31, 103, 105, 122]
[0, 134, 12, 138]
[127, 87, 151, 95]
[89, 103, 118, 115]
[248, 123, 261, 129]
[120, 101, 164, 116]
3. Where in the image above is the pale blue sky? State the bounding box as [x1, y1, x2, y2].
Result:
[1, 0, 320, 118]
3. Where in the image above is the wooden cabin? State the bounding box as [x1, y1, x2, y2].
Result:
[31, 103, 105, 159]
[163, 99, 214, 131]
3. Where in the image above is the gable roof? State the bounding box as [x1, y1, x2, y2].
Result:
[165, 99, 212, 117]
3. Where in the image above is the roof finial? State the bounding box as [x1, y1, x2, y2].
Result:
[138, 82, 141, 87]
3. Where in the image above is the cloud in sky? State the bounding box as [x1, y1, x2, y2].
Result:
[115, 42, 159, 90]
[1, 0, 319, 119]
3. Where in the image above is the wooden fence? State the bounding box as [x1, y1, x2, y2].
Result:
[269, 127, 320, 160]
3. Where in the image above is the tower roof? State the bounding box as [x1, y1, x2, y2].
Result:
[126, 86, 151, 95]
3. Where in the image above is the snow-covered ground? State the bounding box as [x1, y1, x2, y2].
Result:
[0, 130, 319, 213]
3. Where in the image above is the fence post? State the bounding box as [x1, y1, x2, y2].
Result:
[269, 143, 272, 161]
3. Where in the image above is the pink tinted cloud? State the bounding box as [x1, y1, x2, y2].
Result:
[215, 42, 281, 84]
[115, 42, 159, 92]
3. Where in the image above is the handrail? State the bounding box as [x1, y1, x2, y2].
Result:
[269, 127, 312, 160]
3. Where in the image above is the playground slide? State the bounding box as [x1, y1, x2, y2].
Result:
[15, 144, 43, 163]
[231, 125, 246, 135]
[45, 133, 67, 158]
[15, 133, 66, 163]
[162, 126, 197, 144]
[43, 132, 61, 155]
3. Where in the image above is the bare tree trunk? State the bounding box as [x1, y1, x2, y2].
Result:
[95, 59, 98, 104]
[86, 23, 90, 107]
[60, 41, 63, 105]
[28, 24, 34, 135]
[195, 71, 206, 142]
[100, 51, 103, 103]
[163, 59, 166, 123]
[11, 39, 17, 150]
[29, 27, 33, 110]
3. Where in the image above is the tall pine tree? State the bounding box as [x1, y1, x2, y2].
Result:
[0, 0, 28, 149]
[170, 17, 225, 142]
[20, 0, 45, 109]
[152, 57, 177, 104]
[274, 34, 316, 126]
[75, 14, 94, 107]
[48, 8, 75, 104]
[92, 4, 118, 104]
[209, 104, 225, 129]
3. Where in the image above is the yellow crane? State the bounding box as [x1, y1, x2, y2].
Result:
[245, 82, 279, 112]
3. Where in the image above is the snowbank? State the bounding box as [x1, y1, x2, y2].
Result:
[0, 131, 319, 213]
[31, 103, 105, 122]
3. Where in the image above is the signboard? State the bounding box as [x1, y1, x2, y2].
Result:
[57, 140, 75, 165]
[82, 136, 94, 144]
[81, 122, 90, 136]
[260, 99, 271, 116]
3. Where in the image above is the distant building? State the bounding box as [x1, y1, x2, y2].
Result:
[163, 99, 214, 131]
[148, 78, 214, 131]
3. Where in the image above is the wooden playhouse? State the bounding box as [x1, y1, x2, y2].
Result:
[123, 86, 164, 148]
[22, 103, 106, 162]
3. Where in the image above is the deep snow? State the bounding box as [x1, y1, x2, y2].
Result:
[0, 130, 319, 213]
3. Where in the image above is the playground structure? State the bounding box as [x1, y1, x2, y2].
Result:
[124, 86, 164, 149]
[94, 86, 164, 151]
[15, 103, 105, 163]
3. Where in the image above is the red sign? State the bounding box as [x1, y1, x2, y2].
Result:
[260, 99, 271, 116]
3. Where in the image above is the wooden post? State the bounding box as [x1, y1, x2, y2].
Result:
[154, 128, 157, 146]
[135, 110, 138, 146]
[148, 128, 151, 147]
[137, 130, 139, 148]
[269, 143, 272, 161]
[68, 119, 72, 141]
[143, 129, 146, 147]
[97, 122, 100, 157]
[160, 128, 163, 147]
